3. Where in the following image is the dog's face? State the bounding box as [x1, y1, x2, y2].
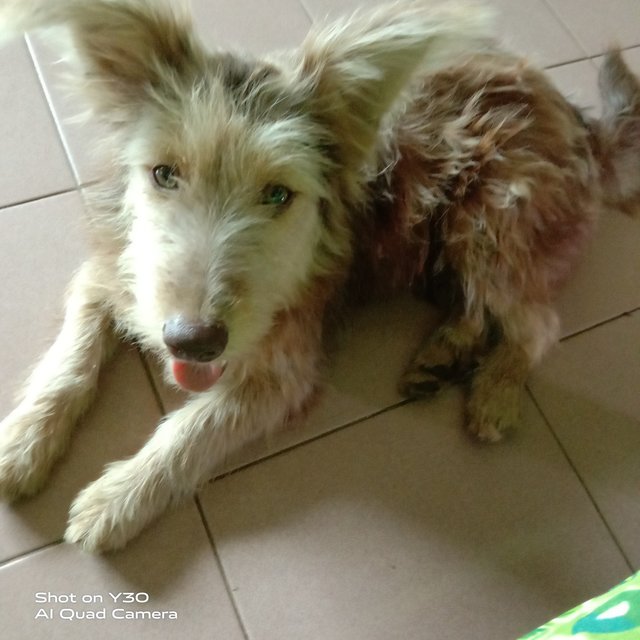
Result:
[117, 66, 335, 387]
[46, 0, 480, 391]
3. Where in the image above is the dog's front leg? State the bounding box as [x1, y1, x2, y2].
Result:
[65, 374, 310, 552]
[0, 260, 117, 499]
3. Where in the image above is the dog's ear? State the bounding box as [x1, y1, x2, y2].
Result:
[299, 4, 493, 168]
[1, 0, 204, 122]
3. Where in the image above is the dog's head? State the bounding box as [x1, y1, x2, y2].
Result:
[4, 0, 491, 391]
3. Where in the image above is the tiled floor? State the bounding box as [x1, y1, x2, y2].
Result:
[0, 1, 639, 638]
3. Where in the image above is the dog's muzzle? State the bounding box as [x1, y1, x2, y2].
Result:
[163, 317, 229, 393]
[162, 317, 229, 362]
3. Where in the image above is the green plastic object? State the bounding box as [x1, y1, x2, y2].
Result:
[520, 572, 640, 639]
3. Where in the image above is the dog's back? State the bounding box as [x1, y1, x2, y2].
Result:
[359, 49, 640, 307]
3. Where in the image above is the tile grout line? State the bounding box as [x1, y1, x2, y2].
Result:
[24, 34, 81, 188]
[134, 327, 415, 628]
[296, 0, 314, 24]
[560, 309, 639, 343]
[107, 316, 640, 491]
[544, 55, 595, 71]
[0, 186, 80, 212]
[194, 496, 251, 640]
[526, 388, 635, 573]
[138, 347, 252, 640]
[540, 0, 590, 59]
[211, 398, 414, 483]
[544, 43, 640, 71]
[541, 1, 640, 60]
[0, 539, 63, 570]
[136, 348, 169, 416]
[590, 43, 640, 58]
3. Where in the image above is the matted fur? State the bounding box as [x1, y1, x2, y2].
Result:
[0, 0, 638, 551]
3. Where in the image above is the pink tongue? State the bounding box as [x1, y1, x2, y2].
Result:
[172, 360, 224, 393]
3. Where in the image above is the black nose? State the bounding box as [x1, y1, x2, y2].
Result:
[162, 317, 229, 362]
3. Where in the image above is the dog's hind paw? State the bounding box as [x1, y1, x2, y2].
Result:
[399, 322, 479, 399]
[466, 414, 511, 443]
[465, 382, 522, 443]
[398, 363, 456, 398]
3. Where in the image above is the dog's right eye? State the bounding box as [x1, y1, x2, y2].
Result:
[152, 165, 180, 190]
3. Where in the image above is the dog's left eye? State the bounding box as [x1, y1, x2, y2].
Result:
[262, 184, 293, 207]
[152, 165, 180, 190]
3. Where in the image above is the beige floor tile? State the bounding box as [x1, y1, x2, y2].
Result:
[190, 0, 310, 52]
[593, 44, 640, 76]
[0, 346, 162, 561]
[26, 33, 110, 187]
[564, 47, 640, 123]
[0, 192, 88, 415]
[546, 0, 640, 56]
[529, 311, 640, 568]
[556, 207, 640, 337]
[619, 45, 640, 72]
[201, 393, 629, 640]
[545, 59, 600, 116]
[489, 0, 585, 66]
[0, 503, 245, 640]
[300, 0, 386, 20]
[302, 0, 584, 66]
[148, 295, 438, 474]
[0, 39, 74, 207]
[0, 193, 166, 560]
[539, 51, 640, 335]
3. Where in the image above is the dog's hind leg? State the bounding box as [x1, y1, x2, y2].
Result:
[0, 259, 117, 499]
[399, 314, 485, 398]
[465, 303, 559, 442]
[465, 341, 530, 442]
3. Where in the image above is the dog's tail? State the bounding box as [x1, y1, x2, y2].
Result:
[597, 50, 640, 216]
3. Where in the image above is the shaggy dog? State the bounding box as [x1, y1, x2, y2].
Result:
[0, 0, 638, 551]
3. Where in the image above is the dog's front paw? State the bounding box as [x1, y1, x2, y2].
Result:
[0, 409, 58, 500]
[65, 461, 163, 552]
[399, 362, 455, 398]
[65, 477, 138, 552]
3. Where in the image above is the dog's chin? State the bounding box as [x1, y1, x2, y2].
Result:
[170, 359, 227, 393]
